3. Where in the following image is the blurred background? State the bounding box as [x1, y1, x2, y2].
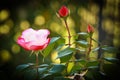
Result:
[0, 0, 120, 80]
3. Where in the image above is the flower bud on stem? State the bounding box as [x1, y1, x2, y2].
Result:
[86, 36, 92, 60]
[86, 25, 94, 60]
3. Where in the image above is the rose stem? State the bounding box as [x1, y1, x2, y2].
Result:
[64, 19, 71, 47]
[64, 19, 72, 75]
[86, 36, 92, 60]
[36, 53, 39, 80]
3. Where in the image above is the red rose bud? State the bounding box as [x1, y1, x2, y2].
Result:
[58, 5, 69, 17]
[87, 25, 94, 33]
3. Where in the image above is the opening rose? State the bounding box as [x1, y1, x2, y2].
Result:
[17, 28, 50, 51]
[58, 5, 69, 17]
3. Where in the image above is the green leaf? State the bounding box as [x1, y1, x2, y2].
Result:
[71, 59, 87, 73]
[104, 57, 119, 63]
[40, 73, 52, 79]
[102, 46, 118, 53]
[43, 43, 55, 57]
[77, 32, 89, 39]
[39, 64, 49, 67]
[91, 38, 101, 44]
[38, 67, 48, 74]
[71, 63, 83, 72]
[76, 40, 89, 48]
[88, 66, 98, 69]
[49, 37, 61, 44]
[57, 47, 75, 58]
[49, 64, 66, 74]
[92, 47, 100, 52]
[55, 38, 65, 51]
[43, 37, 65, 57]
[77, 59, 87, 65]
[60, 53, 73, 63]
[86, 61, 99, 67]
[16, 63, 33, 72]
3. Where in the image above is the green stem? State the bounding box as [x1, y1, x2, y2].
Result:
[64, 19, 71, 47]
[64, 19, 72, 75]
[86, 36, 92, 60]
[40, 51, 45, 63]
[35, 52, 39, 80]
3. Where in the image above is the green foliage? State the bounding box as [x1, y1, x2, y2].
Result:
[101, 46, 118, 53]
[57, 47, 75, 58]
[57, 47, 76, 63]
[104, 57, 119, 63]
[86, 61, 99, 69]
[77, 32, 89, 39]
[49, 64, 66, 74]
[76, 40, 89, 48]
[16, 33, 118, 80]
[16, 63, 34, 72]
[43, 37, 65, 57]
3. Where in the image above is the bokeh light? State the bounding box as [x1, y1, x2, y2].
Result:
[34, 15, 45, 26]
[0, 50, 11, 63]
[11, 44, 20, 54]
[0, 24, 10, 34]
[0, 10, 9, 21]
[20, 20, 30, 30]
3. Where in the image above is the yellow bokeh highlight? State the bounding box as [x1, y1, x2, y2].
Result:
[34, 15, 45, 26]
[78, 7, 96, 24]
[90, 4, 99, 14]
[0, 50, 11, 62]
[50, 22, 63, 32]
[51, 51, 60, 63]
[0, 24, 10, 34]
[102, 19, 114, 34]
[67, 17, 75, 28]
[0, 10, 9, 21]
[20, 20, 30, 30]
[11, 44, 20, 54]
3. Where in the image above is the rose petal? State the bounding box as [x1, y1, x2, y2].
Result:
[29, 38, 50, 50]
[17, 37, 30, 50]
[21, 28, 37, 42]
[17, 28, 50, 51]
[58, 6, 69, 17]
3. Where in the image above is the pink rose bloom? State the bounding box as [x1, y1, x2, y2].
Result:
[58, 5, 69, 17]
[17, 28, 50, 51]
[87, 24, 94, 33]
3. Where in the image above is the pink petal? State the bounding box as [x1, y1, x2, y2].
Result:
[21, 28, 36, 42]
[29, 38, 50, 51]
[17, 37, 30, 50]
[17, 28, 50, 51]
